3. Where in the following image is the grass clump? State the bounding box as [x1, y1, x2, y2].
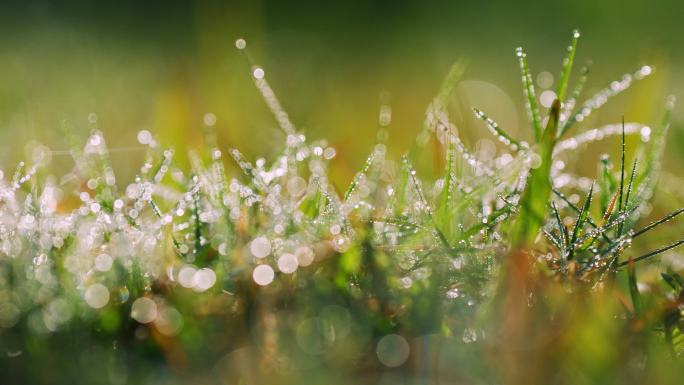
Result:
[0, 31, 683, 384]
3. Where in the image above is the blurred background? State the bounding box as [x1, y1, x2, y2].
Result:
[3, 2, 684, 384]
[0, 0, 683, 191]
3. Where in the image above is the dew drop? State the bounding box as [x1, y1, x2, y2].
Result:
[251, 237, 272, 258]
[295, 247, 314, 267]
[377, 334, 410, 367]
[137, 130, 152, 145]
[94, 253, 113, 272]
[253, 265, 275, 286]
[85, 284, 110, 309]
[154, 307, 183, 336]
[131, 297, 157, 323]
[332, 234, 351, 253]
[277, 253, 299, 274]
[287, 176, 307, 197]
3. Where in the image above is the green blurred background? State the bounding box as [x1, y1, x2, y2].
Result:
[0, 0, 682, 185]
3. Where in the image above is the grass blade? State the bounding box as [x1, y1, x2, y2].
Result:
[563, 65, 654, 130]
[439, 139, 455, 231]
[402, 155, 452, 250]
[598, 154, 617, 215]
[516, 48, 543, 142]
[617, 116, 626, 237]
[556, 29, 580, 103]
[623, 159, 638, 210]
[661, 273, 678, 291]
[344, 152, 375, 202]
[408, 58, 467, 163]
[624, 98, 675, 230]
[554, 122, 645, 158]
[237, 40, 297, 136]
[551, 201, 568, 249]
[627, 257, 643, 317]
[568, 182, 594, 260]
[511, 99, 560, 248]
[472, 108, 525, 152]
[575, 190, 620, 253]
[558, 61, 591, 137]
[633, 99, 675, 196]
[618, 238, 684, 267]
[544, 228, 564, 252]
[633, 208, 684, 238]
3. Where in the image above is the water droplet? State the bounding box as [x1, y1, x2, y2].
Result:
[85, 284, 110, 309]
[137, 130, 152, 145]
[287, 176, 307, 197]
[377, 334, 410, 367]
[251, 236, 272, 258]
[295, 247, 314, 267]
[277, 253, 299, 274]
[178, 266, 198, 288]
[154, 307, 183, 336]
[195, 268, 217, 291]
[253, 265, 275, 286]
[332, 234, 351, 253]
[95, 253, 113, 272]
[131, 297, 157, 323]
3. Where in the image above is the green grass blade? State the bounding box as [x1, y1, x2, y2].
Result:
[633, 99, 674, 193]
[563, 65, 654, 130]
[551, 202, 568, 249]
[575, 190, 620, 253]
[633, 208, 684, 238]
[598, 154, 617, 216]
[441, 123, 497, 179]
[661, 273, 678, 291]
[344, 152, 375, 202]
[673, 273, 684, 288]
[556, 29, 580, 103]
[237, 40, 297, 136]
[624, 98, 675, 230]
[558, 61, 591, 137]
[624, 160, 638, 209]
[60, 119, 90, 176]
[472, 108, 525, 153]
[516, 48, 543, 142]
[555, 122, 645, 158]
[439, 139, 455, 230]
[627, 257, 643, 317]
[568, 182, 594, 260]
[511, 99, 560, 248]
[402, 155, 452, 250]
[544, 228, 564, 252]
[618, 238, 684, 267]
[408, 58, 468, 163]
[552, 187, 602, 232]
[617, 116, 626, 237]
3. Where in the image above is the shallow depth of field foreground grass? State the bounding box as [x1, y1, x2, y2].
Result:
[0, 30, 684, 385]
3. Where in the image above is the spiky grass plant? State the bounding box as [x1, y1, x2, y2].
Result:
[0, 30, 683, 384]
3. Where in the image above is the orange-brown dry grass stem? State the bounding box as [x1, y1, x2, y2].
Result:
[483, 250, 628, 384]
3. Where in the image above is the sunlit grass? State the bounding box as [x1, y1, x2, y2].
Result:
[0, 30, 682, 384]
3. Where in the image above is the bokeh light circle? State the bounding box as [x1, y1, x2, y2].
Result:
[131, 297, 157, 323]
[377, 334, 410, 367]
[253, 265, 275, 286]
[85, 284, 110, 309]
